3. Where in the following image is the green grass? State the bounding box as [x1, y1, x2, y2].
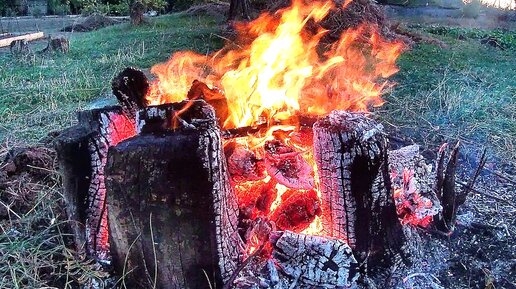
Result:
[0, 14, 223, 145]
[379, 26, 516, 162]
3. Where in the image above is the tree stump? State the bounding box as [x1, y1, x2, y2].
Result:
[313, 111, 408, 270]
[9, 39, 30, 55]
[42, 37, 70, 53]
[105, 100, 243, 289]
[228, 0, 251, 20]
[130, 1, 146, 26]
[53, 106, 135, 261]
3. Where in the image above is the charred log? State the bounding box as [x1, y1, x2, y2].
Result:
[188, 80, 229, 125]
[433, 141, 460, 232]
[53, 106, 135, 260]
[270, 231, 359, 288]
[388, 145, 440, 227]
[313, 111, 408, 270]
[112, 67, 149, 119]
[105, 101, 242, 288]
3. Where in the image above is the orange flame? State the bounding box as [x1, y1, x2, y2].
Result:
[147, 0, 404, 129]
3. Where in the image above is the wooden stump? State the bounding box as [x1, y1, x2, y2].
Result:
[9, 39, 30, 55]
[42, 37, 70, 53]
[54, 106, 135, 261]
[313, 111, 407, 269]
[130, 1, 146, 26]
[105, 101, 242, 289]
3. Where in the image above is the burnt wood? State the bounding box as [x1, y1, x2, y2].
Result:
[313, 111, 408, 271]
[54, 106, 135, 260]
[112, 67, 149, 119]
[271, 231, 359, 288]
[105, 101, 242, 289]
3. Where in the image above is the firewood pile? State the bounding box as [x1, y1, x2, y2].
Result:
[52, 67, 487, 289]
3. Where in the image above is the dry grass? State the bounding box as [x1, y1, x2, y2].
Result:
[0, 146, 109, 288]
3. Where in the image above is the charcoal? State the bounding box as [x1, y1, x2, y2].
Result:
[264, 140, 314, 190]
[270, 189, 321, 232]
[225, 142, 266, 182]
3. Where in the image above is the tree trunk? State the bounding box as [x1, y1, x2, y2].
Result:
[130, 1, 145, 26]
[105, 101, 242, 289]
[313, 111, 407, 270]
[228, 0, 250, 21]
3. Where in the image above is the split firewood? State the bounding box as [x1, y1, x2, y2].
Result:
[112, 67, 149, 119]
[188, 80, 229, 125]
[264, 139, 314, 190]
[270, 189, 321, 232]
[270, 231, 359, 288]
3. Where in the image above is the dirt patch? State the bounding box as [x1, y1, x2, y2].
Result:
[0, 145, 57, 219]
[61, 14, 122, 32]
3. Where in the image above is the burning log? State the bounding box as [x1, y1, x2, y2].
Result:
[105, 100, 243, 288]
[54, 106, 136, 261]
[313, 111, 408, 269]
[270, 231, 359, 288]
[188, 80, 229, 125]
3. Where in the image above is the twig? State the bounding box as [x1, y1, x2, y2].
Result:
[456, 148, 487, 206]
[456, 181, 516, 209]
[222, 244, 265, 289]
[484, 168, 516, 185]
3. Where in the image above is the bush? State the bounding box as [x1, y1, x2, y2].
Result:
[462, 0, 481, 18]
[81, 0, 167, 15]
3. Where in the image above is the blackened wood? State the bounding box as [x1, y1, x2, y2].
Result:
[187, 80, 229, 125]
[136, 100, 216, 134]
[388, 145, 440, 225]
[105, 102, 242, 289]
[434, 141, 460, 232]
[112, 67, 149, 119]
[313, 111, 407, 269]
[54, 106, 135, 261]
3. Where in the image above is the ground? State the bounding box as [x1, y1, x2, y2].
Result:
[0, 7, 515, 289]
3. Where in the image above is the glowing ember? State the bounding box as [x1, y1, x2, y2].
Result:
[392, 169, 439, 227]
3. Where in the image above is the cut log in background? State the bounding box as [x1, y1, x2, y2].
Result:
[313, 111, 409, 271]
[105, 100, 243, 289]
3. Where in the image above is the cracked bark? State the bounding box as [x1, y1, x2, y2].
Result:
[105, 101, 243, 289]
[313, 111, 408, 271]
[54, 106, 135, 260]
